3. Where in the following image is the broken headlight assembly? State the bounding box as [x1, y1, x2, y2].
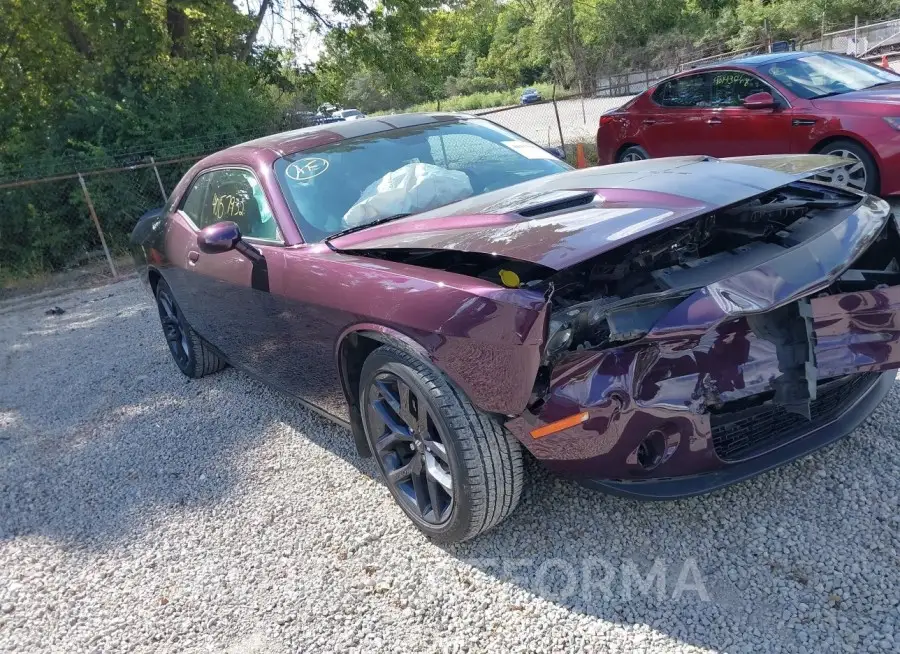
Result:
[545, 296, 621, 359]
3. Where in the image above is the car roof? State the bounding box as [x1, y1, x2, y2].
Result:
[198, 112, 469, 169]
[240, 112, 464, 152]
[648, 50, 826, 89]
[682, 50, 814, 73]
[719, 50, 810, 67]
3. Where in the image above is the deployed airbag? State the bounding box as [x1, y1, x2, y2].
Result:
[342, 163, 473, 227]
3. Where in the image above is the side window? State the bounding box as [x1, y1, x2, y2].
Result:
[180, 173, 211, 226]
[710, 72, 769, 107]
[654, 74, 710, 108]
[200, 169, 281, 241]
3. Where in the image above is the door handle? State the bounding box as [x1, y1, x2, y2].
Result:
[188, 250, 200, 264]
[641, 119, 656, 125]
[706, 117, 722, 125]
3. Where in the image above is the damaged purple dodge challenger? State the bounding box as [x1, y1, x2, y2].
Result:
[132, 113, 900, 542]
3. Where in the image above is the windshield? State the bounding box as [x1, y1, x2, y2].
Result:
[759, 53, 900, 99]
[274, 118, 570, 241]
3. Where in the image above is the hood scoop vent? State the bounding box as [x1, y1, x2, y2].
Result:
[480, 190, 597, 218]
[519, 192, 597, 217]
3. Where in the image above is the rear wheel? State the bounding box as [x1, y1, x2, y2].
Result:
[816, 139, 879, 194]
[617, 145, 649, 163]
[359, 346, 524, 543]
[155, 278, 226, 378]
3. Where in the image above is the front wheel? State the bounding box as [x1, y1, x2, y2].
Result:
[817, 139, 879, 194]
[617, 145, 649, 163]
[359, 346, 525, 543]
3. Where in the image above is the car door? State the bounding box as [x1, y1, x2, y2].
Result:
[643, 73, 719, 157]
[705, 70, 795, 156]
[163, 167, 287, 378]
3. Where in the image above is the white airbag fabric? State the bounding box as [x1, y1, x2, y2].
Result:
[343, 163, 473, 227]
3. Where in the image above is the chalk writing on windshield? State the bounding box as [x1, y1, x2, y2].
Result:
[285, 157, 329, 181]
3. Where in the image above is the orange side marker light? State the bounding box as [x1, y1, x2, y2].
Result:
[530, 411, 589, 439]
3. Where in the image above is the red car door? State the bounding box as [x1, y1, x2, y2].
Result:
[642, 72, 720, 157]
[704, 70, 795, 156]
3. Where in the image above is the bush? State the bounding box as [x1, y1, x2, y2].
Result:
[0, 59, 289, 275]
[393, 82, 554, 114]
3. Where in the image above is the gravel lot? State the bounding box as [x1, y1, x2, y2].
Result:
[475, 95, 634, 148]
[1, 278, 899, 653]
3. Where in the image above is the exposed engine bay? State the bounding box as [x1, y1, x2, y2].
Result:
[529, 180, 900, 424]
[540, 181, 891, 365]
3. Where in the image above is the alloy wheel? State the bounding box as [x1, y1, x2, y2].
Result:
[620, 151, 645, 162]
[366, 372, 453, 525]
[817, 149, 867, 191]
[156, 289, 191, 370]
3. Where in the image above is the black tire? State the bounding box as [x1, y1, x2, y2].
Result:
[154, 278, 226, 379]
[617, 145, 649, 163]
[817, 139, 879, 195]
[359, 345, 525, 543]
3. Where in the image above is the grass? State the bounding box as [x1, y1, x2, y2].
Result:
[376, 83, 557, 115]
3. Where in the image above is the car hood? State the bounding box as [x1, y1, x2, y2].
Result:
[812, 82, 900, 106]
[329, 154, 849, 271]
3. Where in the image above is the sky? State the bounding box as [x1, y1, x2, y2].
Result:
[240, 0, 329, 64]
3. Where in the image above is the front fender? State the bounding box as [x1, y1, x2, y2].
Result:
[335, 292, 548, 418]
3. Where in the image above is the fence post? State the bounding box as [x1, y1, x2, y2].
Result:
[150, 156, 167, 203]
[854, 15, 859, 56]
[551, 84, 565, 152]
[77, 173, 118, 278]
[579, 79, 586, 124]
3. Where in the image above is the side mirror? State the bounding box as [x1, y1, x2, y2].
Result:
[198, 221, 241, 254]
[742, 91, 776, 110]
[545, 146, 566, 160]
[197, 221, 264, 264]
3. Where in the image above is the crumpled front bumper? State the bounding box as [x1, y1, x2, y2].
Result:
[505, 194, 900, 495]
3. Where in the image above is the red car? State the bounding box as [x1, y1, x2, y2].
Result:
[597, 51, 900, 195]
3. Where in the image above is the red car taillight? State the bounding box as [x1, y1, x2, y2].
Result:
[599, 114, 615, 128]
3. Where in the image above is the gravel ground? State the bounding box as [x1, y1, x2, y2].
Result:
[1, 278, 899, 653]
[475, 95, 634, 148]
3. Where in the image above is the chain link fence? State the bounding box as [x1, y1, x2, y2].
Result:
[0, 157, 202, 281]
[474, 91, 633, 163]
[0, 113, 322, 282]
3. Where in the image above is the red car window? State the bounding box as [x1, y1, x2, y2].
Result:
[653, 74, 710, 107]
[709, 71, 769, 107]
